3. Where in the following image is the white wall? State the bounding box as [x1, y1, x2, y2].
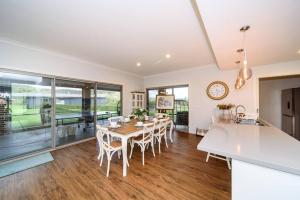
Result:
[144, 60, 300, 133]
[1, 39, 300, 132]
[259, 76, 300, 129]
[0, 40, 144, 116]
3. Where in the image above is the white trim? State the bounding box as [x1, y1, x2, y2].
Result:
[0, 149, 51, 165]
[54, 137, 96, 150]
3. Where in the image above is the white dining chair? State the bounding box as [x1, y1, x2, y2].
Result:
[108, 116, 124, 125]
[155, 113, 169, 119]
[205, 115, 231, 170]
[96, 125, 129, 177]
[153, 118, 169, 154]
[129, 123, 156, 165]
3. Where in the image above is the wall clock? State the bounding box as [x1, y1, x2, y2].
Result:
[206, 81, 229, 100]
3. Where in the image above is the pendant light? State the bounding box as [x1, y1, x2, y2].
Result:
[234, 61, 245, 89]
[238, 25, 252, 80]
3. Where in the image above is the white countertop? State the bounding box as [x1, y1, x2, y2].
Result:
[197, 120, 300, 175]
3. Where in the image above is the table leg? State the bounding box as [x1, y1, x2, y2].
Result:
[121, 137, 128, 177]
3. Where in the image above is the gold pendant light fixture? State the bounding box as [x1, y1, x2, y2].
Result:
[235, 25, 252, 89]
[234, 61, 245, 89]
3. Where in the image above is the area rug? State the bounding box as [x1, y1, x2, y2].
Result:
[0, 152, 53, 178]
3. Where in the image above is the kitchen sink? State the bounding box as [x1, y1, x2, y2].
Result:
[236, 119, 268, 126]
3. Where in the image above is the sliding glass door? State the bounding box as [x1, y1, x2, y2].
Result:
[0, 70, 124, 162]
[0, 72, 53, 161]
[96, 83, 122, 125]
[55, 79, 95, 146]
[147, 89, 159, 116]
[146, 85, 189, 129]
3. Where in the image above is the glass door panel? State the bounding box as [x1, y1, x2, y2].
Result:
[147, 89, 158, 116]
[96, 84, 122, 125]
[0, 72, 53, 161]
[55, 79, 95, 146]
[174, 87, 189, 126]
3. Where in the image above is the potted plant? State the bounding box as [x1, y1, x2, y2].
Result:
[132, 108, 148, 121]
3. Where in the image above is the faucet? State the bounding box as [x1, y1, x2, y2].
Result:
[235, 105, 246, 122]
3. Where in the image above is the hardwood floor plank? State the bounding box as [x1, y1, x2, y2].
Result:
[0, 131, 231, 200]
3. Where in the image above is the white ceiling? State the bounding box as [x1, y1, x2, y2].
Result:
[0, 0, 214, 76]
[0, 0, 299, 75]
[195, 0, 300, 69]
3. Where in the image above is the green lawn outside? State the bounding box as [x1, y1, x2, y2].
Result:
[11, 104, 119, 130]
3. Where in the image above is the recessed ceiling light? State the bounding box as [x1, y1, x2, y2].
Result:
[297, 49, 300, 54]
[165, 54, 171, 59]
[136, 62, 141, 67]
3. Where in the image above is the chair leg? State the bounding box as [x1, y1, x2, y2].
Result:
[97, 145, 102, 160]
[169, 123, 174, 143]
[117, 150, 121, 159]
[151, 140, 155, 157]
[142, 146, 145, 166]
[158, 137, 161, 154]
[106, 153, 111, 177]
[226, 157, 231, 170]
[206, 153, 210, 162]
[100, 150, 104, 166]
[129, 142, 134, 159]
[97, 152, 101, 160]
[164, 134, 168, 148]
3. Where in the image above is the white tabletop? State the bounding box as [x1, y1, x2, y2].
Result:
[197, 120, 300, 175]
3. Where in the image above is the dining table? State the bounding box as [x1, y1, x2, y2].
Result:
[107, 118, 174, 176]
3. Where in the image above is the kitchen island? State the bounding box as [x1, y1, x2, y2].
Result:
[197, 119, 300, 200]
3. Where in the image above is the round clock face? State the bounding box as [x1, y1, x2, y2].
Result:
[207, 81, 229, 100]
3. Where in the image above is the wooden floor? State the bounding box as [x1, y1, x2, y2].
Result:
[0, 131, 231, 200]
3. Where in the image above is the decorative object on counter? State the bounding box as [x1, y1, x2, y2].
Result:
[155, 94, 175, 110]
[132, 108, 147, 121]
[206, 81, 229, 100]
[235, 104, 246, 122]
[196, 128, 208, 137]
[217, 103, 235, 120]
[217, 103, 235, 110]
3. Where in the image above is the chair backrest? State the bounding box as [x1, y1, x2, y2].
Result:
[155, 113, 169, 119]
[96, 125, 112, 150]
[159, 118, 168, 134]
[142, 123, 155, 142]
[108, 116, 124, 124]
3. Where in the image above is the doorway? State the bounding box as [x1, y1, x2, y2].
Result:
[259, 74, 300, 140]
[146, 85, 189, 132]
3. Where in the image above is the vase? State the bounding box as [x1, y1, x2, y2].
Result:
[222, 109, 232, 120]
[137, 115, 144, 122]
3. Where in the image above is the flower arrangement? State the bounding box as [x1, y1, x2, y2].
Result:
[217, 104, 235, 110]
[132, 108, 148, 121]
